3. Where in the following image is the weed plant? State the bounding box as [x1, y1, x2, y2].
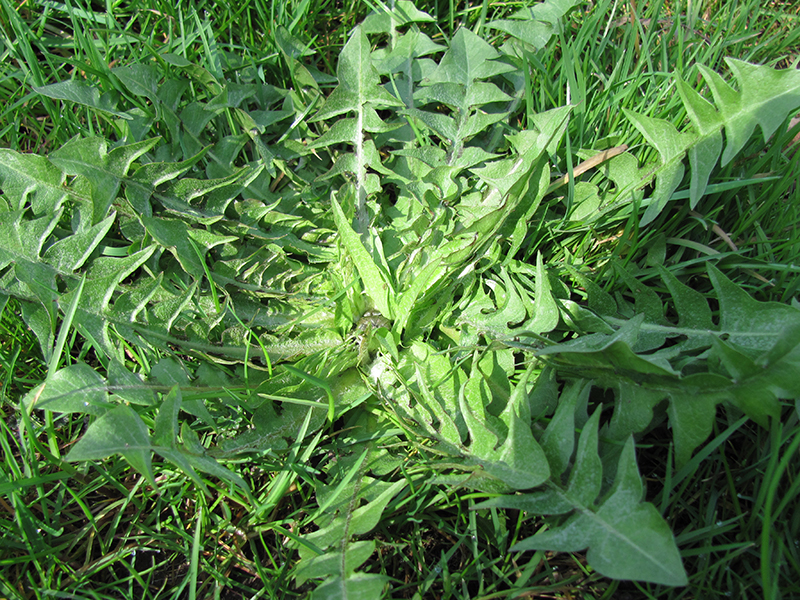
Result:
[1, 0, 800, 598]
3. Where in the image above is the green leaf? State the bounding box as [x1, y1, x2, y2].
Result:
[126, 147, 210, 216]
[310, 573, 388, 600]
[67, 404, 155, 487]
[414, 81, 511, 112]
[107, 359, 156, 406]
[622, 110, 690, 226]
[371, 28, 444, 76]
[312, 27, 404, 122]
[675, 79, 723, 208]
[0, 150, 69, 215]
[426, 28, 515, 86]
[613, 262, 668, 351]
[301, 479, 408, 554]
[331, 195, 394, 320]
[34, 80, 132, 120]
[564, 265, 618, 317]
[179, 423, 252, 495]
[623, 59, 800, 222]
[502, 429, 687, 586]
[536, 263, 798, 465]
[0, 211, 65, 357]
[487, 0, 581, 49]
[564, 408, 603, 505]
[153, 386, 182, 447]
[482, 363, 550, 489]
[397, 344, 549, 490]
[522, 253, 559, 334]
[540, 380, 587, 478]
[396, 340, 466, 441]
[141, 215, 237, 279]
[708, 263, 800, 353]
[49, 137, 159, 225]
[404, 107, 458, 141]
[472, 106, 570, 198]
[538, 323, 718, 467]
[362, 0, 435, 33]
[59, 247, 156, 359]
[657, 265, 714, 332]
[604, 383, 668, 443]
[392, 254, 448, 336]
[294, 541, 375, 585]
[465, 268, 527, 336]
[42, 213, 116, 273]
[112, 64, 161, 102]
[702, 59, 800, 165]
[0, 209, 61, 276]
[23, 363, 112, 415]
[312, 26, 404, 229]
[19, 300, 55, 364]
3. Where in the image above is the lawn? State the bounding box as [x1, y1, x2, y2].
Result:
[1, 0, 800, 598]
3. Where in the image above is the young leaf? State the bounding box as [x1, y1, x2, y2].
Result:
[331, 195, 395, 320]
[391, 344, 549, 490]
[311, 25, 403, 231]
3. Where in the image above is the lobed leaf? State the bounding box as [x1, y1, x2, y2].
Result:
[536, 263, 798, 465]
[481, 416, 687, 586]
[0, 150, 69, 214]
[487, 0, 582, 50]
[362, 0, 434, 33]
[49, 137, 159, 225]
[624, 59, 800, 223]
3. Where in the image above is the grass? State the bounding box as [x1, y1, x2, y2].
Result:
[1, 0, 800, 598]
